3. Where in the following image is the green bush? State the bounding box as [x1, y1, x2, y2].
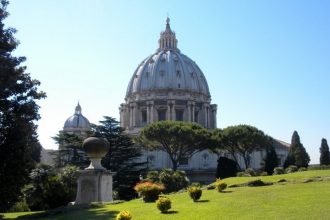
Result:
[156, 196, 171, 213]
[159, 169, 189, 193]
[298, 167, 307, 172]
[259, 171, 268, 176]
[244, 168, 256, 176]
[24, 165, 79, 210]
[146, 171, 159, 183]
[188, 186, 202, 202]
[215, 180, 227, 192]
[134, 181, 164, 202]
[236, 172, 250, 177]
[236, 168, 257, 177]
[9, 200, 30, 212]
[116, 210, 132, 220]
[308, 165, 330, 170]
[273, 167, 285, 175]
[285, 165, 298, 173]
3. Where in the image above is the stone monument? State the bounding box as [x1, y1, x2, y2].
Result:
[75, 137, 116, 204]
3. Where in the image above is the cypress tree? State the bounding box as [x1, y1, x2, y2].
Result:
[0, 0, 46, 211]
[320, 138, 330, 165]
[284, 131, 310, 168]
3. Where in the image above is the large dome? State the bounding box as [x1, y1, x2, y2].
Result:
[120, 18, 217, 131]
[63, 103, 90, 133]
[126, 50, 210, 98]
[126, 18, 210, 100]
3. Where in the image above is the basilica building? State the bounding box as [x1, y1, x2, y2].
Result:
[118, 18, 289, 181]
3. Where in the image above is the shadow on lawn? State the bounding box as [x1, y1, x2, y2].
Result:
[14, 206, 119, 220]
[162, 210, 179, 214]
[221, 190, 233, 193]
[195, 200, 210, 203]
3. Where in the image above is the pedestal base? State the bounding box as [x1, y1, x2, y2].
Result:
[75, 170, 116, 205]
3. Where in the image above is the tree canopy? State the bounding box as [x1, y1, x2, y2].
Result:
[319, 138, 330, 165]
[212, 125, 269, 170]
[138, 121, 213, 171]
[0, 0, 46, 212]
[284, 131, 310, 168]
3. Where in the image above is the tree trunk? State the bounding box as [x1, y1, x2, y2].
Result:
[171, 159, 178, 171]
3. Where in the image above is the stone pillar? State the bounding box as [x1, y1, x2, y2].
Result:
[172, 103, 176, 120]
[150, 101, 154, 123]
[211, 104, 217, 129]
[187, 101, 192, 122]
[75, 170, 115, 204]
[132, 103, 137, 127]
[192, 103, 195, 122]
[75, 137, 116, 205]
[129, 106, 133, 128]
[146, 102, 150, 124]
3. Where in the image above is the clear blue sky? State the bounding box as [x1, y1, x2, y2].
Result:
[5, 0, 330, 164]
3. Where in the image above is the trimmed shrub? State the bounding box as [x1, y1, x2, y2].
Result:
[273, 167, 285, 175]
[285, 165, 298, 173]
[244, 168, 256, 176]
[215, 180, 227, 192]
[159, 169, 189, 193]
[259, 171, 268, 176]
[298, 167, 307, 172]
[116, 210, 132, 220]
[134, 181, 164, 202]
[188, 186, 202, 202]
[156, 196, 171, 213]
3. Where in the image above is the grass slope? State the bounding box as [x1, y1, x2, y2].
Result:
[3, 170, 330, 220]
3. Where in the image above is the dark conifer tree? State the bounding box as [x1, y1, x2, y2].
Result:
[284, 131, 310, 168]
[52, 131, 88, 169]
[0, 0, 46, 211]
[320, 138, 330, 165]
[263, 138, 278, 174]
[92, 117, 147, 200]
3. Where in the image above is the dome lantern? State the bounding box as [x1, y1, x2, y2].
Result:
[158, 17, 178, 51]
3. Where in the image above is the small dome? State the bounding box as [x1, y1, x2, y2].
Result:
[63, 102, 90, 133]
[126, 18, 210, 100]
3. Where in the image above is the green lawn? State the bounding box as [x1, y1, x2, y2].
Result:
[3, 170, 330, 220]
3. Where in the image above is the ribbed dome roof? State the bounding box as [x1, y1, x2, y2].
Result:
[126, 18, 210, 99]
[63, 103, 90, 132]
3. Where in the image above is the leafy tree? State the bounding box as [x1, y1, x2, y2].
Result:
[0, 1, 46, 212]
[320, 138, 330, 165]
[284, 131, 310, 168]
[52, 131, 88, 169]
[92, 116, 147, 200]
[212, 125, 268, 170]
[263, 138, 278, 174]
[138, 121, 213, 171]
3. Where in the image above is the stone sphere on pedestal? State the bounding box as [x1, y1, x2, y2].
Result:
[83, 137, 109, 170]
[75, 137, 115, 205]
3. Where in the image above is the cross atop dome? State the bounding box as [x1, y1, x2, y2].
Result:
[158, 17, 179, 51]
